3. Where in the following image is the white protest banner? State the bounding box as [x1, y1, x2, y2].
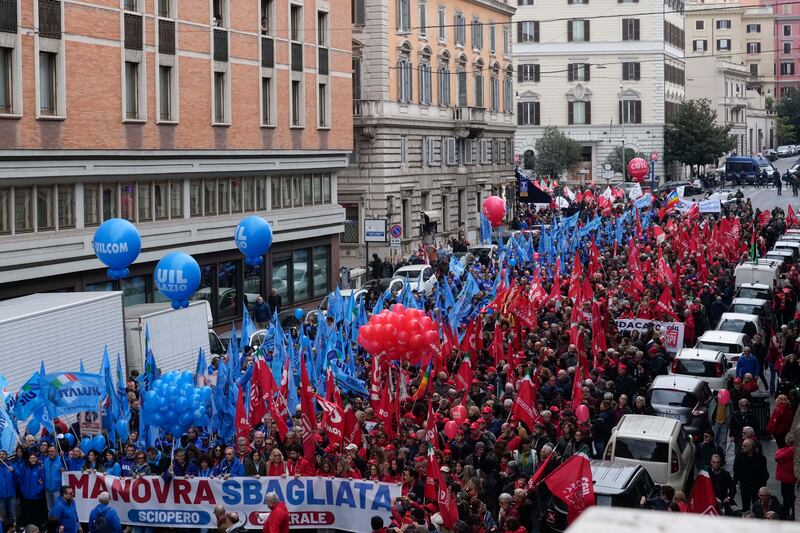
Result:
[614, 318, 685, 353]
[698, 196, 721, 213]
[65, 473, 400, 532]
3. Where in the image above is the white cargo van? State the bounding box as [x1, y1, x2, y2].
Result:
[734, 262, 780, 288]
[604, 415, 695, 492]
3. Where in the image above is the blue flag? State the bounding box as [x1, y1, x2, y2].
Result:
[38, 371, 106, 418]
[100, 347, 120, 443]
[241, 305, 257, 350]
[194, 348, 207, 386]
[480, 213, 492, 245]
[372, 292, 385, 315]
[115, 353, 130, 420]
[449, 256, 465, 277]
[330, 359, 369, 397]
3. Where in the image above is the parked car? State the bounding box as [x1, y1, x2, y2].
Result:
[362, 277, 405, 296]
[604, 415, 695, 492]
[392, 264, 438, 296]
[765, 149, 778, 161]
[319, 288, 368, 314]
[729, 297, 774, 329]
[716, 312, 764, 339]
[778, 145, 791, 157]
[543, 461, 656, 533]
[647, 375, 712, 440]
[669, 348, 733, 392]
[735, 283, 773, 302]
[695, 330, 750, 364]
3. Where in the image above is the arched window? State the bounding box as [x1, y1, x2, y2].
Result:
[438, 50, 451, 106]
[489, 62, 499, 111]
[523, 149, 535, 170]
[473, 58, 484, 108]
[503, 65, 513, 112]
[419, 47, 432, 105]
[456, 54, 467, 106]
[397, 42, 413, 103]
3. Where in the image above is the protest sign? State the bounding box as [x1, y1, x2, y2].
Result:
[614, 318, 685, 353]
[65, 473, 400, 532]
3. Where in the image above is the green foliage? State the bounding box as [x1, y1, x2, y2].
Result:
[777, 116, 797, 145]
[605, 146, 649, 174]
[664, 99, 736, 166]
[777, 89, 800, 144]
[533, 126, 583, 178]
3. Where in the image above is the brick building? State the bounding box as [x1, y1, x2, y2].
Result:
[0, 0, 352, 323]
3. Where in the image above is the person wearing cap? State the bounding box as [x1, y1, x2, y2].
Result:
[481, 405, 501, 436]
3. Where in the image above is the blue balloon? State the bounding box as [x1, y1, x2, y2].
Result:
[150, 412, 164, 427]
[509, 258, 517, 267]
[63, 433, 76, 447]
[92, 434, 106, 452]
[235, 216, 273, 266]
[200, 386, 212, 402]
[27, 420, 40, 435]
[80, 437, 93, 454]
[294, 308, 304, 320]
[154, 252, 201, 309]
[115, 420, 129, 443]
[170, 424, 185, 437]
[178, 412, 194, 426]
[144, 389, 158, 405]
[93, 218, 142, 279]
[175, 397, 190, 413]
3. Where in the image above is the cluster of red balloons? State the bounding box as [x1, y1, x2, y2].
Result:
[443, 405, 469, 438]
[481, 196, 506, 227]
[357, 304, 439, 360]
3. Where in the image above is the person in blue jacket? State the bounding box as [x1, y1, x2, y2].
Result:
[66, 448, 85, 472]
[0, 450, 16, 523]
[42, 446, 64, 511]
[736, 347, 761, 379]
[88, 492, 121, 533]
[48, 486, 79, 533]
[118, 445, 136, 478]
[162, 449, 198, 480]
[103, 451, 121, 477]
[15, 453, 45, 529]
[213, 447, 244, 477]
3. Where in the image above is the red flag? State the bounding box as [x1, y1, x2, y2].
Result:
[686, 202, 699, 222]
[657, 255, 674, 286]
[342, 406, 363, 448]
[275, 359, 292, 427]
[248, 360, 267, 427]
[376, 378, 395, 440]
[425, 396, 439, 449]
[758, 209, 771, 227]
[656, 286, 678, 320]
[588, 239, 601, 277]
[673, 260, 682, 302]
[789, 205, 798, 227]
[687, 471, 719, 515]
[235, 384, 251, 441]
[652, 225, 666, 244]
[424, 446, 439, 502]
[548, 258, 562, 303]
[510, 373, 540, 431]
[571, 364, 584, 407]
[299, 356, 318, 459]
[568, 251, 583, 302]
[544, 454, 596, 525]
[316, 394, 345, 451]
[528, 449, 555, 490]
[454, 352, 473, 393]
[370, 354, 383, 410]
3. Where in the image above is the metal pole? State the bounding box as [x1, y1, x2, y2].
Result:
[620, 84, 626, 181]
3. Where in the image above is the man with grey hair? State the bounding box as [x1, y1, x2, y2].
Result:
[88, 491, 121, 533]
[263, 492, 288, 533]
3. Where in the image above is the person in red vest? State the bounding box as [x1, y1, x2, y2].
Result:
[262, 492, 289, 533]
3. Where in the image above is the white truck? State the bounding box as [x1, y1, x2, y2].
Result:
[123, 301, 224, 375]
[0, 292, 126, 393]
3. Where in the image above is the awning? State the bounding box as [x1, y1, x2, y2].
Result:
[422, 210, 441, 224]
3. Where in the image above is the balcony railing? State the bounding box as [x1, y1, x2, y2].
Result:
[158, 18, 175, 54]
[213, 28, 228, 62]
[450, 106, 486, 122]
[353, 99, 379, 117]
[0, 0, 17, 34]
[124, 13, 143, 50]
[291, 42, 303, 72]
[318, 47, 328, 76]
[261, 36, 274, 68]
[38, 0, 61, 39]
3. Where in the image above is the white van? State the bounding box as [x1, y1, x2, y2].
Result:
[604, 415, 695, 492]
[734, 262, 780, 288]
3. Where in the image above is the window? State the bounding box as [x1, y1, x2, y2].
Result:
[519, 63, 539, 82]
[455, 13, 466, 45]
[290, 4, 302, 41]
[313, 246, 329, 297]
[456, 57, 467, 106]
[351, 0, 364, 25]
[36, 185, 55, 231]
[716, 19, 731, 30]
[619, 99, 642, 124]
[717, 39, 731, 51]
[518, 21, 538, 43]
[503, 70, 513, 112]
[138, 182, 152, 221]
[503, 25, 510, 55]
[438, 59, 450, 106]
[318, 82, 329, 127]
[517, 101, 540, 125]
[231, 177, 243, 212]
[342, 204, 359, 243]
[746, 24, 761, 33]
[489, 66, 499, 111]
[472, 17, 483, 49]
[785, 25, 792, 37]
[102, 183, 117, 221]
[261, 77, 274, 125]
[125, 62, 139, 119]
[158, 65, 172, 121]
[217, 178, 230, 213]
[622, 18, 639, 41]
[695, 20, 703, 30]
[438, 6, 445, 41]
[445, 137, 457, 165]
[693, 39, 707, 52]
[14, 187, 32, 233]
[418, 0, 426, 36]
[750, 63, 758, 77]
[785, 42, 792, 55]
[158, 0, 170, 17]
[155, 182, 168, 219]
[747, 42, 761, 54]
[213, 72, 225, 123]
[124, 0, 137, 11]
[203, 179, 217, 215]
[568, 19, 589, 42]
[397, 0, 410, 32]
[291, 80, 303, 126]
[190, 180, 202, 216]
[489, 24, 495, 54]
[397, 58, 412, 103]
[39, 51, 57, 116]
[474, 68, 483, 107]
[781, 62, 795, 75]
[317, 11, 328, 46]
[57, 185, 74, 228]
[622, 61, 640, 80]
[84, 183, 100, 225]
[419, 59, 432, 105]
[568, 63, 590, 81]
[120, 183, 134, 221]
[568, 101, 590, 125]
[0, 47, 12, 114]
[400, 136, 408, 166]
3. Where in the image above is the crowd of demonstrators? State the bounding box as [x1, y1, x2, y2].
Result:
[7, 186, 800, 533]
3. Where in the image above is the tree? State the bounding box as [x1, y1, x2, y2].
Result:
[533, 126, 583, 178]
[777, 88, 800, 144]
[605, 146, 648, 174]
[664, 99, 736, 167]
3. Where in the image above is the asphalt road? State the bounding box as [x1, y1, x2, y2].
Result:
[741, 156, 800, 213]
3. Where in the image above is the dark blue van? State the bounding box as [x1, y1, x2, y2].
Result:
[725, 156, 775, 184]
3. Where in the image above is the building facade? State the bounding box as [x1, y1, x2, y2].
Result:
[513, 0, 685, 183]
[742, 0, 800, 96]
[338, 0, 517, 261]
[0, 0, 352, 324]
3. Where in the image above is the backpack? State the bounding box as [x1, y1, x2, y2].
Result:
[92, 508, 112, 533]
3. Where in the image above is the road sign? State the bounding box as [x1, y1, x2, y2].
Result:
[650, 151, 659, 161]
[390, 238, 401, 248]
[389, 224, 403, 239]
[364, 219, 387, 242]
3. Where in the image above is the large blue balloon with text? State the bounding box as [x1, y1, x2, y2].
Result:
[92, 218, 142, 279]
[234, 216, 273, 266]
[154, 252, 201, 309]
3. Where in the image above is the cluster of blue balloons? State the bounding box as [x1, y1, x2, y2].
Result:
[141, 371, 211, 437]
[93, 219, 142, 280]
[79, 434, 107, 455]
[234, 216, 273, 266]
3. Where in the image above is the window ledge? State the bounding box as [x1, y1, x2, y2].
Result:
[317, 126, 331, 130]
[37, 114, 66, 121]
[212, 122, 231, 127]
[0, 113, 22, 120]
[123, 118, 147, 124]
[261, 123, 277, 129]
[419, 35, 428, 41]
[290, 125, 305, 129]
[396, 30, 412, 36]
[157, 119, 179, 125]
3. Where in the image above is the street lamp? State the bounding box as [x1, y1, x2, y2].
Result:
[620, 84, 626, 182]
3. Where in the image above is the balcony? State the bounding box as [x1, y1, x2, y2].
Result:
[158, 19, 175, 55]
[0, 0, 17, 33]
[291, 42, 303, 72]
[213, 28, 228, 62]
[261, 36, 274, 68]
[451, 106, 487, 138]
[38, 0, 61, 39]
[124, 13, 143, 50]
[352, 99, 380, 139]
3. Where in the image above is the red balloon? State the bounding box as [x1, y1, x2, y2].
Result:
[397, 331, 409, 346]
[481, 195, 506, 227]
[627, 157, 649, 182]
[451, 405, 467, 423]
[423, 329, 439, 345]
[393, 304, 406, 313]
[443, 420, 459, 440]
[575, 404, 590, 423]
